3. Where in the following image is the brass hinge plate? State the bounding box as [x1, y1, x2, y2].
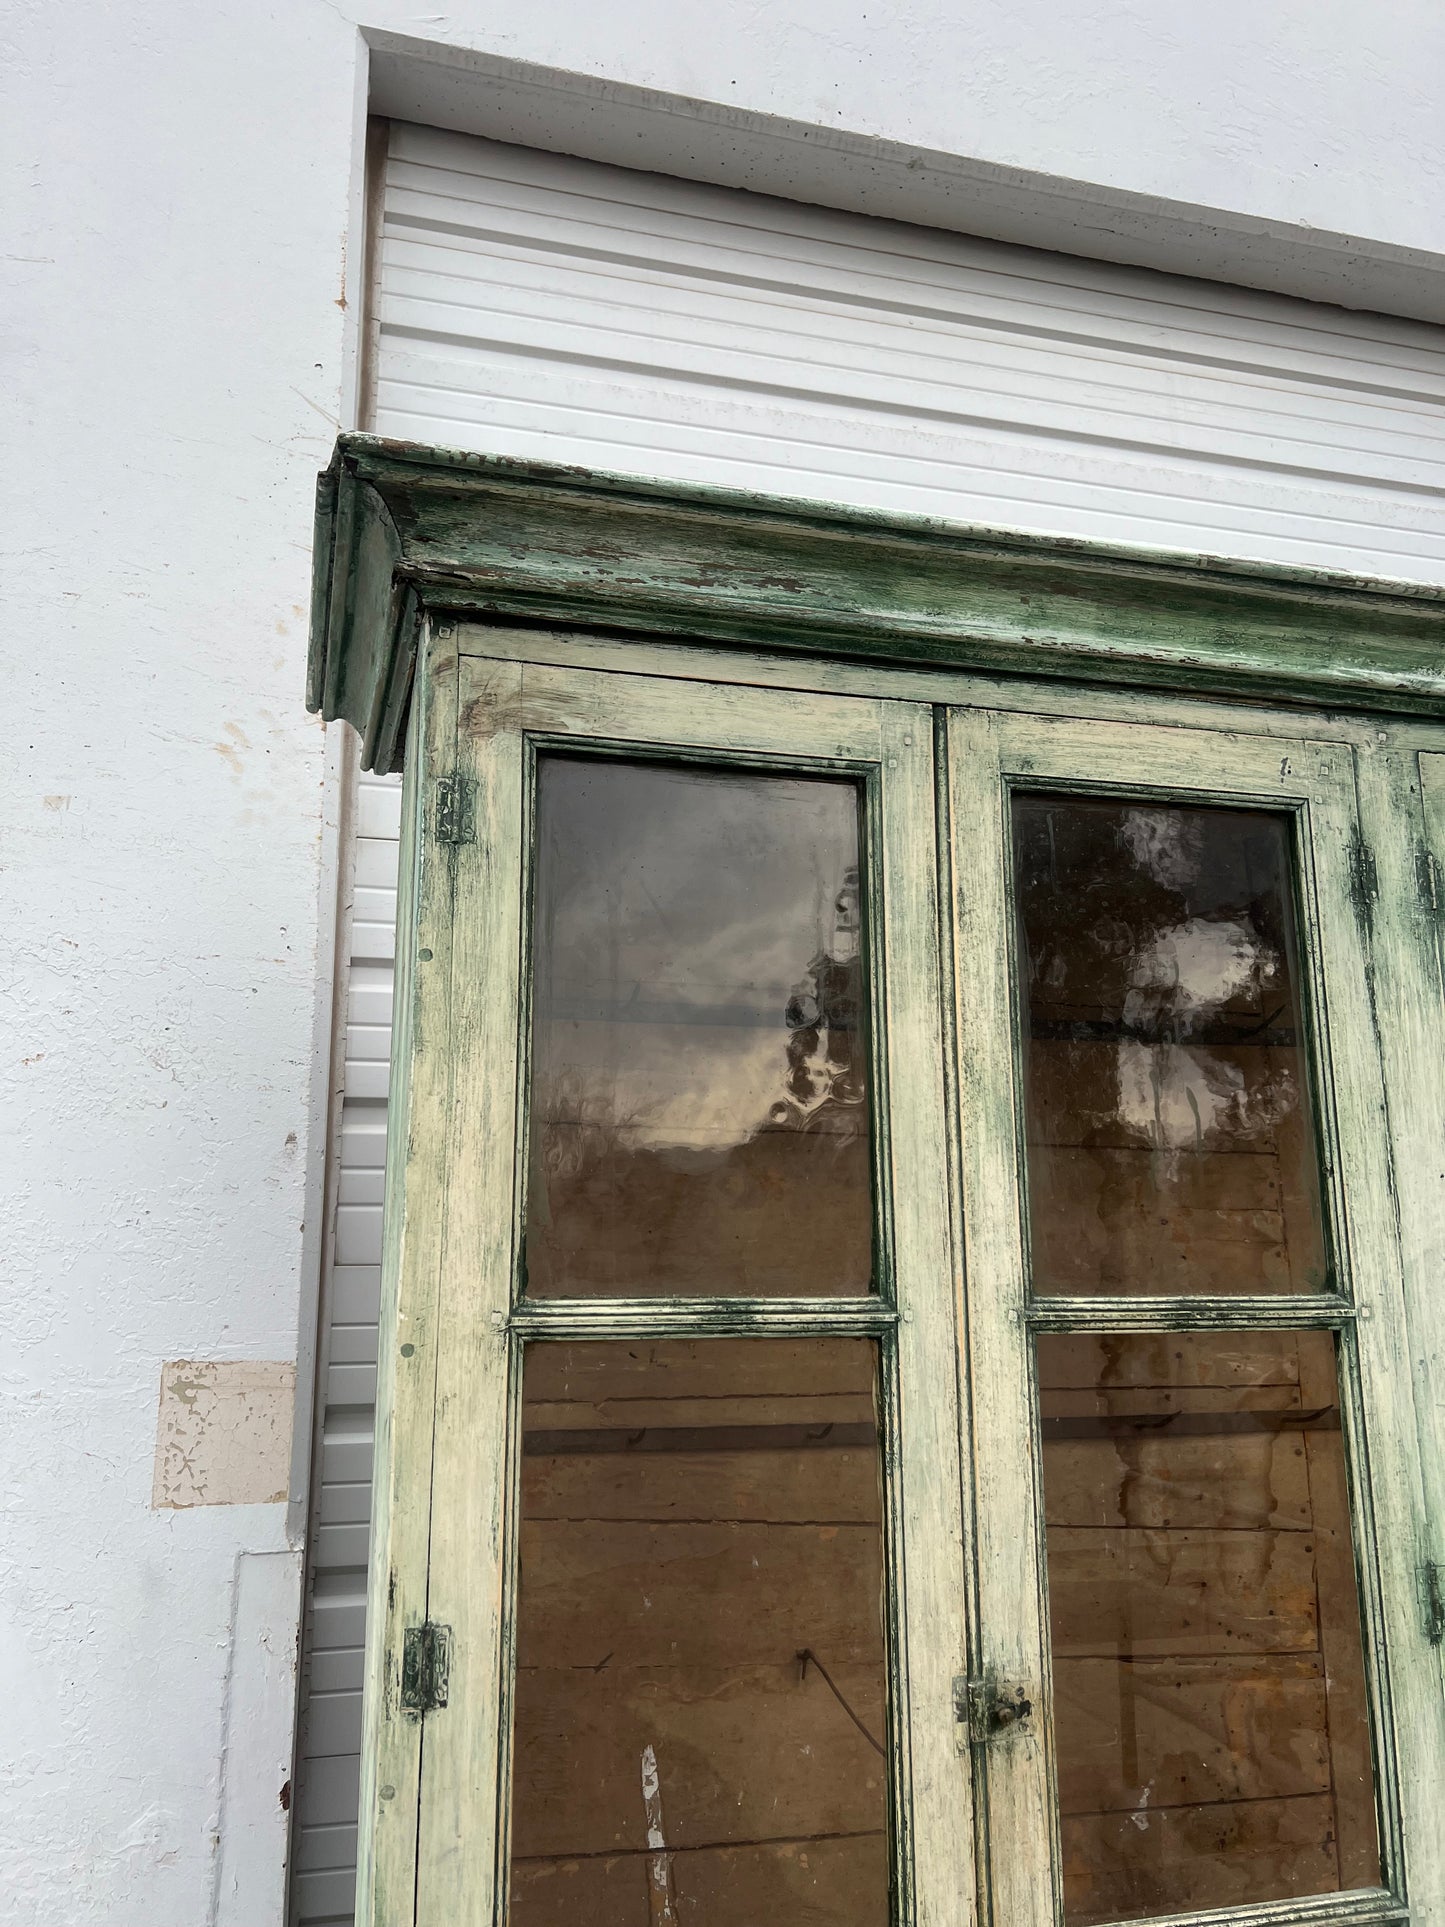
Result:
[401, 1621, 452, 1715]
[435, 774, 476, 846]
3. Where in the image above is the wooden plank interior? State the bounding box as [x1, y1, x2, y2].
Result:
[1026, 1038, 1325, 1297]
[526, 1127, 873, 1298]
[1037, 1329, 1379, 1925]
[510, 1337, 890, 1927]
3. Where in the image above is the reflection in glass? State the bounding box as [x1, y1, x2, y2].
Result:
[1012, 798, 1328, 1296]
[1037, 1329, 1379, 1924]
[526, 759, 872, 1297]
[510, 1338, 889, 1926]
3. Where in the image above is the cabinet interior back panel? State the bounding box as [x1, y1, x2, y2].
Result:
[288, 117, 1445, 1926]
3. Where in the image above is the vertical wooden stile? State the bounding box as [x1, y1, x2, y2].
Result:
[1326, 741, 1445, 1923]
[412, 658, 528, 1927]
[357, 633, 461, 1925]
[945, 708, 1060, 1927]
[876, 704, 976, 1927]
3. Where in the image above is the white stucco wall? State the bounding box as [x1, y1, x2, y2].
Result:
[3, 3, 1442, 1923]
[2, 9, 363, 1923]
[360, 0, 1445, 263]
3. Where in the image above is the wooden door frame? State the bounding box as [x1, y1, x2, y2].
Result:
[366, 652, 972, 1926]
[945, 709, 1444, 1927]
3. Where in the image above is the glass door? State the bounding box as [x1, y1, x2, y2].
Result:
[399, 653, 973, 1927]
[947, 708, 1444, 1927]
[370, 640, 1445, 1927]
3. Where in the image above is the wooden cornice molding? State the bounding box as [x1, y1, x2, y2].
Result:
[309, 433, 1445, 772]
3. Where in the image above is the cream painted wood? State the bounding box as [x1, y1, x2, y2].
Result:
[1412, 752, 1445, 832]
[400, 653, 974, 1926]
[874, 700, 976, 1927]
[453, 621, 1393, 751]
[1404, 749, 1445, 1721]
[356, 639, 460, 1926]
[1355, 744, 1445, 1633]
[408, 651, 528, 1922]
[944, 710, 1445, 1927]
[943, 709, 1057, 1927]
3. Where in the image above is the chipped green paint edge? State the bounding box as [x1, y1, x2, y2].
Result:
[306, 434, 1445, 773]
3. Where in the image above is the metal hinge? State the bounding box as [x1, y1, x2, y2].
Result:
[401, 1621, 452, 1715]
[1422, 1564, 1445, 1645]
[1348, 829, 1379, 935]
[435, 774, 476, 846]
[954, 1670, 1033, 1747]
[1419, 844, 1442, 918]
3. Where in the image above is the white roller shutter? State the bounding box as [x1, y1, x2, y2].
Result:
[376, 123, 1443, 576]
[290, 119, 1445, 1926]
[289, 772, 396, 1926]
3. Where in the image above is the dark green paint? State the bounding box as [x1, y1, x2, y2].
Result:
[1350, 829, 1382, 939]
[308, 436, 1445, 773]
[1421, 1563, 1445, 1644]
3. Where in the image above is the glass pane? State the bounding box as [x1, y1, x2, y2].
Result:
[1012, 797, 1328, 1296]
[510, 1338, 889, 1926]
[526, 758, 872, 1297]
[1037, 1329, 1379, 1924]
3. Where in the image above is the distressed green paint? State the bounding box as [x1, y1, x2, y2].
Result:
[365, 651, 973, 1927]
[308, 434, 1445, 773]
[324, 440, 1445, 1927]
[353, 640, 461, 1927]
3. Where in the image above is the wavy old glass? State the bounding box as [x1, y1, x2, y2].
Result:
[525, 759, 872, 1297]
[1011, 798, 1328, 1298]
[509, 1337, 889, 1926]
[1037, 1329, 1380, 1923]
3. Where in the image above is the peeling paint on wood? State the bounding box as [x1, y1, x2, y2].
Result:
[307, 435, 1445, 776]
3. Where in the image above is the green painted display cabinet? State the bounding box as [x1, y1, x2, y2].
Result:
[308, 434, 1445, 1927]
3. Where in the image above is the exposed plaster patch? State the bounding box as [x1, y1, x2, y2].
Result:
[152, 1361, 296, 1509]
